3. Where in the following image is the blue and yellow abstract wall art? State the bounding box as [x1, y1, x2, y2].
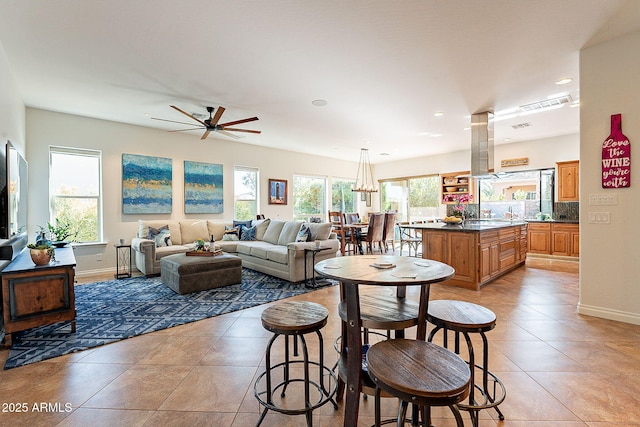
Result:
[122, 154, 173, 214]
[184, 160, 223, 214]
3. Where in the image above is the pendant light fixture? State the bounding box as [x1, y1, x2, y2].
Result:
[352, 148, 378, 193]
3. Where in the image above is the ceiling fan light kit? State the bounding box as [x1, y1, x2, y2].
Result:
[152, 105, 261, 140]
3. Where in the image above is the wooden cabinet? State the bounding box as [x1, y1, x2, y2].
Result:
[527, 222, 579, 257]
[527, 222, 551, 254]
[552, 224, 580, 256]
[1, 247, 76, 347]
[557, 161, 579, 201]
[441, 171, 474, 204]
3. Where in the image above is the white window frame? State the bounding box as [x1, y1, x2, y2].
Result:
[49, 146, 103, 243]
[234, 166, 259, 220]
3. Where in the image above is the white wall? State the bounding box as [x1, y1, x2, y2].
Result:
[579, 30, 640, 325]
[374, 133, 579, 180]
[26, 108, 359, 275]
[0, 41, 25, 155]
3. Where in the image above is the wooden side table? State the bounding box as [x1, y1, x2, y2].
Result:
[115, 244, 132, 279]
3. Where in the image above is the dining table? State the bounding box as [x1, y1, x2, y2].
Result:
[314, 255, 455, 427]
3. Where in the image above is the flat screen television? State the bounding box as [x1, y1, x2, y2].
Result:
[0, 140, 28, 260]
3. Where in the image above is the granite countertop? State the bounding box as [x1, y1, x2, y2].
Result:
[524, 219, 580, 224]
[403, 220, 528, 232]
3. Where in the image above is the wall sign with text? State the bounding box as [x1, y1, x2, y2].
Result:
[602, 113, 631, 188]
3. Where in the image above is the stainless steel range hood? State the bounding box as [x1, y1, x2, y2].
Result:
[470, 112, 494, 177]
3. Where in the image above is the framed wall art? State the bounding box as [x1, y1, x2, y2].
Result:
[184, 160, 223, 213]
[268, 179, 287, 205]
[122, 153, 172, 214]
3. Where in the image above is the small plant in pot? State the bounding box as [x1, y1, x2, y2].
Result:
[27, 242, 55, 266]
[47, 219, 77, 247]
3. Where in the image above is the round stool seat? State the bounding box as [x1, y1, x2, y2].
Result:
[261, 301, 328, 335]
[367, 339, 470, 404]
[427, 300, 496, 332]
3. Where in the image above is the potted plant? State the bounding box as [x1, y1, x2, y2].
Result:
[27, 242, 55, 266]
[47, 219, 77, 247]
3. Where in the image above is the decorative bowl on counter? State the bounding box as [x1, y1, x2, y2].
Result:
[443, 217, 463, 224]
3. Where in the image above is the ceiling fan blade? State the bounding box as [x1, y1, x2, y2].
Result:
[200, 130, 211, 140]
[151, 117, 200, 126]
[218, 117, 259, 127]
[170, 105, 207, 126]
[168, 127, 205, 132]
[217, 130, 241, 139]
[221, 127, 262, 134]
[210, 106, 225, 126]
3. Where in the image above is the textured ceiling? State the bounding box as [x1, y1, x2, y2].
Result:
[1, 0, 639, 163]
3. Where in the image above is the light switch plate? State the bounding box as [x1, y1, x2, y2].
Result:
[588, 212, 610, 223]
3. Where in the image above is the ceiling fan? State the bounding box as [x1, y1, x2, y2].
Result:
[152, 105, 261, 140]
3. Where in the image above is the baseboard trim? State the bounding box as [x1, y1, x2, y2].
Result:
[577, 303, 640, 326]
[75, 267, 115, 279]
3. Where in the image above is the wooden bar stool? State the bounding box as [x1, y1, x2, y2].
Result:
[427, 300, 506, 427]
[366, 338, 471, 427]
[254, 301, 338, 427]
[335, 287, 420, 399]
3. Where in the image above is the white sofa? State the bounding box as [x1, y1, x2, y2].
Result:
[131, 218, 339, 283]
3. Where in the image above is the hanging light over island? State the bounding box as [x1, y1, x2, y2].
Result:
[352, 148, 378, 193]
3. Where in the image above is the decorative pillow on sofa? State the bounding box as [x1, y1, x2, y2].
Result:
[222, 226, 240, 241]
[303, 222, 332, 241]
[148, 226, 172, 247]
[240, 225, 257, 241]
[233, 220, 252, 234]
[296, 224, 311, 242]
[251, 218, 271, 240]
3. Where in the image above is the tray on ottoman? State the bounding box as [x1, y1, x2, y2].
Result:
[160, 252, 242, 295]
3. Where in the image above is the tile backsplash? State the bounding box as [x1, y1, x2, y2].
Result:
[554, 202, 579, 220]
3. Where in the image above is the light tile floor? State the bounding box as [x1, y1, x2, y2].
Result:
[1, 257, 640, 426]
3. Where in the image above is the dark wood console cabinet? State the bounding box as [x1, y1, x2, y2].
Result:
[1, 247, 76, 347]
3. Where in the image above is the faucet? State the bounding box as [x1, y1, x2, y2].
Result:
[507, 206, 513, 220]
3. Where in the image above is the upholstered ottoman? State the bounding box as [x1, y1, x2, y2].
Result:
[160, 253, 242, 294]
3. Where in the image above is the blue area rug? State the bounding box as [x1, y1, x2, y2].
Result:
[4, 268, 332, 369]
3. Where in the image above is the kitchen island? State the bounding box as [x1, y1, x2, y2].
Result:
[403, 220, 528, 290]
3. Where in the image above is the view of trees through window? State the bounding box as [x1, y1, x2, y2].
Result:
[478, 169, 554, 219]
[234, 167, 258, 220]
[381, 175, 440, 222]
[331, 178, 357, 213]
[49, 148, 101, 242]
[292, 175, 326, 221]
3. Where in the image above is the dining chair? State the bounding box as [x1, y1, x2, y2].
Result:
[398, 221, 422, 257]
[345, 212, 360, 224]
[382, 211, 397, 253]
[328, 211, 354, 255]
[362, 213, 384, 254]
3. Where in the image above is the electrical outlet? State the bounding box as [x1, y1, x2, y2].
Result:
[96, 253, 102, 261]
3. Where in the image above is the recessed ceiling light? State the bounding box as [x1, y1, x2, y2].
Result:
[311, 99, 327, 107]
[434, 111, 444, 117]
[504, 138, 512, 142]
[417, 131, 431, 136]
[430, 133, 444, 138]
[463, 127, 470, 131]
[555, 78, 573, 85]
[379, 152, 390, 156]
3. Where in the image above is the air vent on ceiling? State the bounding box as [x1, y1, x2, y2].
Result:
[519, 95, 572, 112]
[511, 122, 531, 129]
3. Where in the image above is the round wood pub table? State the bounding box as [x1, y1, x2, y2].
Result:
[314, 255, 455, 427]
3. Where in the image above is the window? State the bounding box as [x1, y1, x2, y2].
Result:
[331, 178, 357, 213]
[380, 175, 440, 222]
[292, 175, 326, 221]
[49, 147, 102, 242]
[478, 168, 554, 219]
[234, 166, 259, 220]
